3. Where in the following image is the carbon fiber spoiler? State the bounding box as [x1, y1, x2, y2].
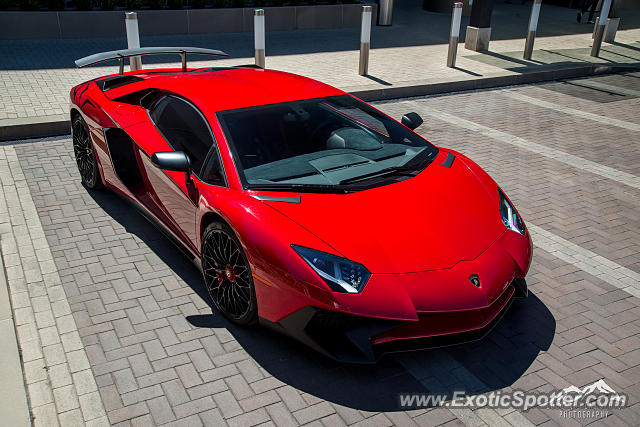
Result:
[75, 47, 229, 74]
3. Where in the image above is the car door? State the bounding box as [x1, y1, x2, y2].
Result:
[141, 94, 218, 251]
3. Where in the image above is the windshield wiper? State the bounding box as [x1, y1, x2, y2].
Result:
[247, 184, 353, 194]
[338, 166, 418, 185]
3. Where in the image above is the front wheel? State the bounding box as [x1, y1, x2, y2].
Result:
[72, 114, 103, 190]
[201, 222, 258, 326]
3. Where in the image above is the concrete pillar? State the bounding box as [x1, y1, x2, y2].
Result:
[604, 18, 620, 42]
[591, 0, 613, 57]
[447, 2, 463, 68]
[359, 6, 372, 75]
[125, 12, 142, 71]
[465, 0, 493, 51]
[254, 9, 265, 69]
[604, 0, 622, 42]
[523, 0, 542, 60]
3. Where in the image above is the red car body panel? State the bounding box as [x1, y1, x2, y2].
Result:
[373, 285, 516, 345]
[264, 149, 507, 273]
[70, 65, 533, 362]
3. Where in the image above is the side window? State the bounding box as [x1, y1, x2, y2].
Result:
[149, 95, 213, 175]
[201, 153, 225, 186]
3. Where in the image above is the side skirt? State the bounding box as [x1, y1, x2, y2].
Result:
[107, 187, 201, 270]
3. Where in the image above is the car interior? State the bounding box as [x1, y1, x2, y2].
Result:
[218, 96, 437, 187]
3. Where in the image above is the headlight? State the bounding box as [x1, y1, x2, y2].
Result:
[291, 245, 371, 293]
[499, 188, 525, 235]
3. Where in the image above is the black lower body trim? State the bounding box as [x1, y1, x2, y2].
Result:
[262, 284, 521, 364]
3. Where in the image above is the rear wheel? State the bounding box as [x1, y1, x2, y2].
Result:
[72, 114, 103, 190]
[201, 222, 258, 326]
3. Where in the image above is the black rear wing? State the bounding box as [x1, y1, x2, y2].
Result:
[75, 47, 229, 74]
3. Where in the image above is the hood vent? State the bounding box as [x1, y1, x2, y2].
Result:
[440, 152, 455, 168]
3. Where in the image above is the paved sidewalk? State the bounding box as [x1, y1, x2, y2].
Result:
[1, 74, 640, 426]
[0, 1, 639, 137]
[0, 245, 31, 426]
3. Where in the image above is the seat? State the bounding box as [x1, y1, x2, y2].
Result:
[326, 128, 383, 151]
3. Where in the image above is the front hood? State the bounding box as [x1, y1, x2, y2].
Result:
[262, 151, 506, 273]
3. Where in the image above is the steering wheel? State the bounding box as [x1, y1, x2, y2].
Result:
[310, 120, 338, 146]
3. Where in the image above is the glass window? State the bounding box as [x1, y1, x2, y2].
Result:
[217, 95, 439, 192]
[149, 95, 214, 175]
[200, 152, 225, 186]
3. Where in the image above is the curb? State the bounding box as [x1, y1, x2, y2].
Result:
[0, 245, 32, 427]
[0, 115, 68, 142]
[1, 63, 638, 142]
[351, 63, 640, 102]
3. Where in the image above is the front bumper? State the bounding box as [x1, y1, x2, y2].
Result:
[255, 226, 532, 363]
[261, 279, 526, 363]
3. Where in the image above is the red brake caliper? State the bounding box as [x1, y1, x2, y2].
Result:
[224, 264, 236, 282]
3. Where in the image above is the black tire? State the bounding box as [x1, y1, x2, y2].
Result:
[72, 114, 103, 190]
[201, 222, 258, 326]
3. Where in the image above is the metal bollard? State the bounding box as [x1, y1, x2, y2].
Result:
[254, 9, 266, 69]
[125, 12, 142, 71]
[378, 0, 394, 26]
[591, 0, 612, 57]
[523, 0, 541, 60]
[359, 6, 372, 76]
[446, 3, 463, 68]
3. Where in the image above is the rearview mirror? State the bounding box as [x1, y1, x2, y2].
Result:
[151, 151, 191, 173]
[401, 112, 423, 130]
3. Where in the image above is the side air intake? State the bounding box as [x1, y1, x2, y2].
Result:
[96, 75, 144, 91]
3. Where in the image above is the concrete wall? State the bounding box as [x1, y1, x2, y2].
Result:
[621, 0, 640, 8]
[422, 0, 472, 16]
[0, 4, 377, 40]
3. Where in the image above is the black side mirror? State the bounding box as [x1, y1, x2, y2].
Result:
[401, 112, 423, 130]
[151, 151, 191, 173]
[151, 151, 198, 201]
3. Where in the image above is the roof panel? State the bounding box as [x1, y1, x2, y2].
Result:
[138, 67, 344, 114]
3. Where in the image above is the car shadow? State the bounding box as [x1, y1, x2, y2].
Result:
[88, 188, 556, 412]
[188, 294, 555, 411]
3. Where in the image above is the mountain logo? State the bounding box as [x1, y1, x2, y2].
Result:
[558, 379, 617, 398]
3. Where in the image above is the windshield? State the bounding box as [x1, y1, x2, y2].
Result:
[217, 95, 439, 192]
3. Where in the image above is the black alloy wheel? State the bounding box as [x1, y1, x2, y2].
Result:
[202, 222, 258, 326]
[72, 115, 103, 189]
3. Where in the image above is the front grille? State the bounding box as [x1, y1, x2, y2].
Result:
[304, 309, 401, 363]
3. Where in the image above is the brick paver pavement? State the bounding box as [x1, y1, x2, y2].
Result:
[1, 73, 639, 425]
[1, 2, 639, 125]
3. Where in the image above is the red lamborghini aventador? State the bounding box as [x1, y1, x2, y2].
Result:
[71, 47, 532, 362]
